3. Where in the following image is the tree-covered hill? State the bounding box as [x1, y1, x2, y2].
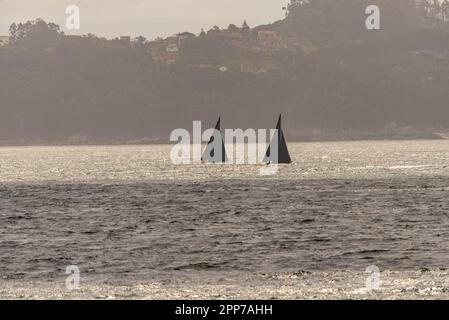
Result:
[1, 0, 449, 144]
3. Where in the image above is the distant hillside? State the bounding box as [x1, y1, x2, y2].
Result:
[1, 0, 449, 145]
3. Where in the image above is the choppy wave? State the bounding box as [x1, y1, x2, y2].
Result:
[1, 177, 449, 282]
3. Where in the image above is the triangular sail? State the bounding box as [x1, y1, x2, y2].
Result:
[202, 116, 228, 163]
[264, 114, 292, 164]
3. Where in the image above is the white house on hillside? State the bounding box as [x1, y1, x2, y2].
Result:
[0, 36, 9, 46]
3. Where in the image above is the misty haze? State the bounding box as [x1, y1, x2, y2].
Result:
[1, 0, 449, 302]
[1, 0, 449, 144]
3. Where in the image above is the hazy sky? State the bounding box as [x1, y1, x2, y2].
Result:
[0, 0, 289, 39]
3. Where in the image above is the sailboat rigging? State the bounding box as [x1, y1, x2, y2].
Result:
[201, 116, 228, 163]
[263, 114, 292, 164]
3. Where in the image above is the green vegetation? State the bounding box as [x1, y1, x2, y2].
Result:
[1, 1, 449, 144]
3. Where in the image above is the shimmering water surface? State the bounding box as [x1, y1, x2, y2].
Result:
[1, 141, 449, 283]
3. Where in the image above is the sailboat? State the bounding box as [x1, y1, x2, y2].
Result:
[201, 116, 228, 163]
[263, 114, 292, 164]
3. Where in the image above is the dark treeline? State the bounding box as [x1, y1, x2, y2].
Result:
[1, 0, 449, 144]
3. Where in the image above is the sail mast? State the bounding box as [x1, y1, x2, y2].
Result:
[264, 114, 292, 164]
[201, 116, 227, 163]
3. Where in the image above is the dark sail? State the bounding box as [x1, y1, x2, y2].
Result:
[264, 114, 292, 164]
[201, 116, 228, 163]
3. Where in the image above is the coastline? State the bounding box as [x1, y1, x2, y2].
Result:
[0, 131, 447, 148]
[2, 269, 449, 300]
